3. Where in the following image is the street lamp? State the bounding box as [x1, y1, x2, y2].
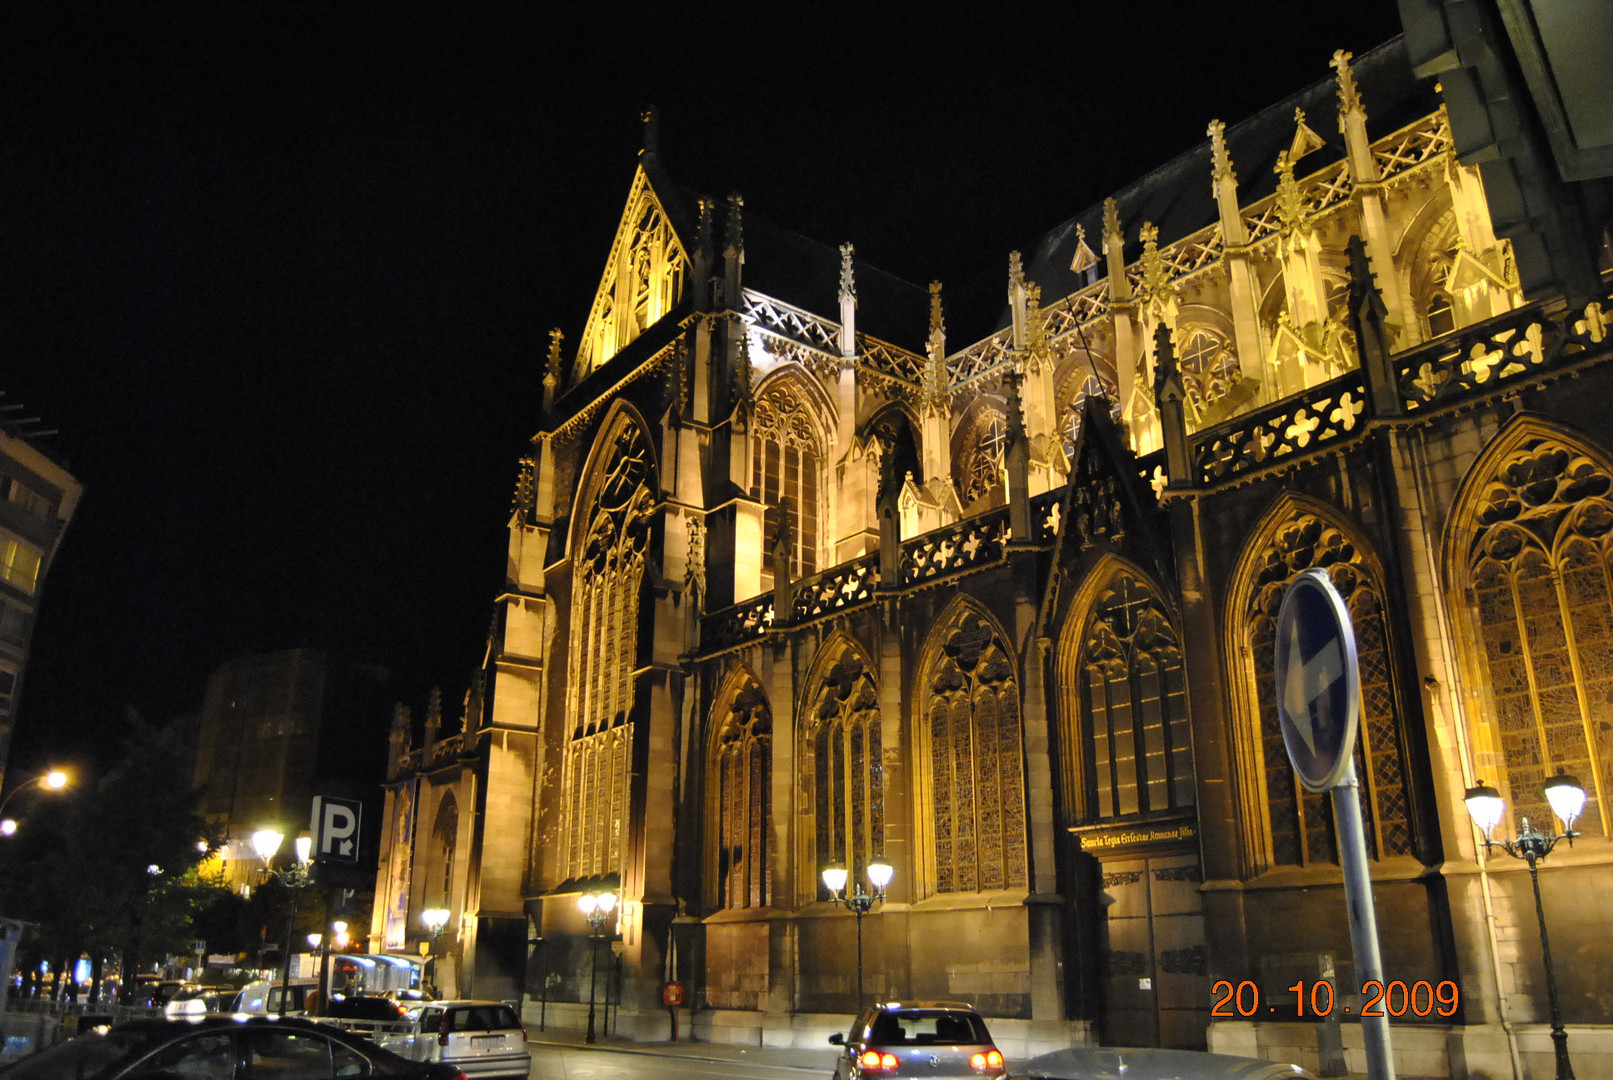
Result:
[252, 829, 315, 1015]
[421, 908, 450, 995]
[0, 768, 71, 835]
[1465, 774, 1586, 1080]
[821, 859, 894, 1005]
[577, 889, 617, 1044]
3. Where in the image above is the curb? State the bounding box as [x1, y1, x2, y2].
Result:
[527, 1037, 832, 1073]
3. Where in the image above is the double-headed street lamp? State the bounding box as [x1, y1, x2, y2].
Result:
[821, 859, 894, 1005]
[1464, 773, 1586, 1080]
[577, 889, 617, 1044]
[252, 829, 314, 1015]
[0, 769, 70, 836]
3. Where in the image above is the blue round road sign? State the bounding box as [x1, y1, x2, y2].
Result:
[1274, 568, 1360, 793]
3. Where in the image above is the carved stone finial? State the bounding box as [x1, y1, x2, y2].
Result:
[1208, 119, 1234, 183]
[1274, 151, 1306, 233]
[725, 193, 745, 257]
[1102, 199, 1125, 262]
[511, 454, 537, 519]
[1069, 223, 1098, 274]
[641, 107, 659, 157]
[732, 321, 754, 420]
[544, 328, 563, 390]
[1331, 49, 1362, 119]
[1138, 222, 1167, 296]
[1152, 322, 1181, 404]
[928, 280, 945, 341]
[839, 243, 857, 306]
[1027, 283, 1046, 353]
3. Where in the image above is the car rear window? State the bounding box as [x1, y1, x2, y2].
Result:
[445, 1005, 519, 1032]
[869, 1011, 989, 1046]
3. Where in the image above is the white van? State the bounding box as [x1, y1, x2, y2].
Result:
[233, 979, 317, 1017]
[408, 1000, 530, 1080]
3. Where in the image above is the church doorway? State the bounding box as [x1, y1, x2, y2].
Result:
[1090, 849, 1208, 1050]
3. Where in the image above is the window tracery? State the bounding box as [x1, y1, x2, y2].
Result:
[921, 609, 1027, 893]
[955, 406, 1007, 509]
[1244, 514, 1414, 866]
[1177, 327, 1239, 421]
[1461, 434, 1613, 836]
[577, 187, 688, 374]
[751, 377, 824, 577]
[1069, 571, 1193, 821]
[1060, 375, 1106, 458]
[712, 675, 771, 909]
[563, 422, 655, 879]
[802, 643, 883, 897]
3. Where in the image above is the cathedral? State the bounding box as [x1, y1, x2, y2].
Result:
[369, 30, 1613, 1080]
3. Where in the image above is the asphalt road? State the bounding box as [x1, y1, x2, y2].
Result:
[530, 1045, 826, 1080]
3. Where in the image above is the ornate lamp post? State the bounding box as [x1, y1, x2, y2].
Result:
[577, 889, 617, 1044]
[821, 859, 893, 1005]
[252, 829, 314, 1014]
[421, 908, 450, 995]
[1464, 774, 1586, 1080]
[0, 769, 70, 836]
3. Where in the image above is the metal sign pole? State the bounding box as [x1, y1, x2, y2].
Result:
[1332, 758, 1394, 1080]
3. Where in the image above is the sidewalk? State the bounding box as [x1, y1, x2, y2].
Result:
[527, 1029, 836, 1073]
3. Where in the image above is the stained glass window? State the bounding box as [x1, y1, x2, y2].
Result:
[714, 675, 771, 909]
[1244, 514, 1414, 866]
[1462, 434, 1613, 837]
[562, 422, 654, 879]
[922, 609, 1027, 893]
[804, 644, 883, 896]
[752, 377, 824, 578]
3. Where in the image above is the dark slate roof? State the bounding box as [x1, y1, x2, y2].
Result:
[742, 212, 930, 350]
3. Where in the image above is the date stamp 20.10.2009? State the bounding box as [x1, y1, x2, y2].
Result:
[1210, 979, 1459, 1019]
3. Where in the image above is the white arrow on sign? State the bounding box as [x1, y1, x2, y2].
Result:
[1281, 614, 1345, 757]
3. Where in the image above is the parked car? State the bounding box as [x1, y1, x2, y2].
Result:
[406, 1001, 529, 1080]
[1007, 1047, 1318, 1080]
[322, 996, 409, 1022]
[0, 1015, 464, 1080]
[829, 1001, 1005, 1079]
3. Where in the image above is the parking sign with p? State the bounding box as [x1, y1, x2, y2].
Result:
[311, 795, 363, 864]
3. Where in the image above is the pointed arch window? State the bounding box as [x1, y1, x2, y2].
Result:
[712, 676, 771, 909]
[1063, 570, 1193, 822]
[562, 422, 655, 879]
[1459, 434, 1613, 837]
[1178, 326, 1239, 422]
[1060, 375, 1107, 459]
[921, 609, 1027, 893]
[803, 645, 883, 897]
[429, 794, 458, 909]
[752, 377, 823, 578]
[955, 406, 1007, 509]
[1243, 515, 1415, 867]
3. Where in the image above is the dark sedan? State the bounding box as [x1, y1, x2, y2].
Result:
[1008, 1046, 1318, 1080]
[0, 1016, 467, 1080]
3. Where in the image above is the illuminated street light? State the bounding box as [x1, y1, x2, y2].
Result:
[0, 768, 73, 834]
[577, 889, 617, 1044]
[822, 859, 893, 1005]
[253, 827, 316, 1015]
[1464, 774, 1585, 1080]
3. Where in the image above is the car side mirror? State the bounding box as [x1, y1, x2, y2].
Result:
[828, 1033, 844, 1046]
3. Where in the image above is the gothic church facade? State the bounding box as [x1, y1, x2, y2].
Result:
[372, 39, 1613, 1077]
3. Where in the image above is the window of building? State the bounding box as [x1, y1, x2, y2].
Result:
[2, 477, 53, 520]
[751, 378, 823, 578]
[1426, 290, 1455, 338]
[712, 674, 771, 909]
[0, 539, 42, 594]
[1177, 326, 1239, 420]
[563, 420, 654, 879]
[803, 643, 882, 898]
[0, 599, 28, 645]
[1069, 570, 1193, 821]
[920, 607, 1027, 893]
[1459, 432, 1613, 837]
[1242, 514, 1414, 867]
[955, 407, 1007, 510]
[0, 670, 14, 717]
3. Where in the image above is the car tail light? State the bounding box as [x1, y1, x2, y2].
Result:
[520, 1028, 529, 1043]
[971, 1048, 1004, 1072]
[859, 1049, 900, 1072]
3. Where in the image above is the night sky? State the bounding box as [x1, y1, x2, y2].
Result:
[2, 2, 1406, 774]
